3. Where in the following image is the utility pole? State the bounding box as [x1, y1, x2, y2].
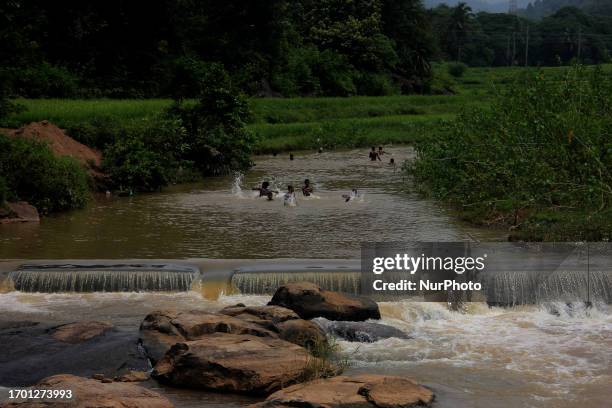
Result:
[525, 26, 530, 67]
[506, 36, 511, 66]
[509, 0, 517, 15]
[512, 31, 517, 66]
[577, 27, 582, 61]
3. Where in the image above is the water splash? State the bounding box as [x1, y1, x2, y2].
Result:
[231, 172, 246, 197]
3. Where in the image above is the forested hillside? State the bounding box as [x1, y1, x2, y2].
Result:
[0, 0, 433, 98]
[1, 0, 611, 98]
[521, 0, 612, 19]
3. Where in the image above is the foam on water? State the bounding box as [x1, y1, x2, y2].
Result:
[339, 300, 612, 406]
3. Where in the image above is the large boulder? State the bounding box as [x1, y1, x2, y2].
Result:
[269, 282, 381, 321]
[0, 321, 148, 386]
[139, 310, 275, 363]
[220, 305, 300, 325]
[251, 375, 434, 408]
[152, 333, 319, 395]
[313, 318, 410, 343]
[2, 374, 174, 407]
[51, 321, 113, 344]
[140, 308, 325, 363]
[220, 305, 326, 348]
[0, 202, 40, 224]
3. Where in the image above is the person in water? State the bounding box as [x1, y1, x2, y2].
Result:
[369, 147, 381, 161]
[378, 146, 386, 156]
[253, 181, 277, 200]
[284, 185, 297, 206]
[302, 179, 313, 196]
[342, 189, 358, 202]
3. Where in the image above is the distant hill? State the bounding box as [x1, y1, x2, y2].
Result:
[424, 0, 530, 13]
[424, 0, 612, 16]
[520, 0, 612, 18]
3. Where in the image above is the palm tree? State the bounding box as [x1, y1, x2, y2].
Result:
[447, 2, 474, 62]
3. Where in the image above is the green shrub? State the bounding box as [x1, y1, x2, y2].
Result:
[66, 116, 121, 150]
[102, 117, 187, 191]
[356, 72, 398, 96]
[9, 62, 79, 98]
[0, 72, 24, 120]
[408, 65, 612, 227]
[168, 63, 256, 175]
[0, 175, 8, 204]
[0, 134, 90, 213]
[447, 62, 468, 78]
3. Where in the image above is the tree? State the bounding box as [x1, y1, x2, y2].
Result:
[382, 0, 436, 91]
[446, 3, 475, 62]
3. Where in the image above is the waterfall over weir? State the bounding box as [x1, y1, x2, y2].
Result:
[232, 271, 362, 295]
[8, 263, 200, 293]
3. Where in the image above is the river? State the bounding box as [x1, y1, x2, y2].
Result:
[0, 147, 497, 259]
[0, 147, 610, 408]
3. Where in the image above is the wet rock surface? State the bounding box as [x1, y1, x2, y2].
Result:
[51, 321, 113, 344]
[2, 374, 174, 408]
[313, 318, 410, 342]
[251, 374, 434, 408]
[0, 202, 39, 224]
[152, 333, 317, 395]
[269, 282, 381, 321]
[140, 307, 325, 363]
[0, 321, 148, 386]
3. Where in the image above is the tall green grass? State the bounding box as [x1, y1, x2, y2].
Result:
[4, 64, 611, 153]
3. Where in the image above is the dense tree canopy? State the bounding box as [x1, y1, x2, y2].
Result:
[1, 0, 611, 98]
[429, 4, 611, 66]
[0, 0, 435, 97]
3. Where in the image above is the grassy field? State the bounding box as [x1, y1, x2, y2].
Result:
[4, 64, 611, 153]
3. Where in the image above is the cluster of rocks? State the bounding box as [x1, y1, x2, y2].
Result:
[2, 282, 433, 408]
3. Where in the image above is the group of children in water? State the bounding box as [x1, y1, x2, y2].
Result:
[253, 146, 392, 206]
[252, 179, 320, 206]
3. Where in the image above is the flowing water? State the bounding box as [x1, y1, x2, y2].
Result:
[0, 147, 497, 259]
[1, 147, 610, 407]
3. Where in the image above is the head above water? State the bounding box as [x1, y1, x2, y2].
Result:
[378, 146, 383, 151]
[288, 185, 294, 193]
[371, 146, 376, 151]
[262, 181, 270, 189]
[304, 179, 310, 185]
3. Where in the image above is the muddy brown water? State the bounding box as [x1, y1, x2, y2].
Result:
[1, 147, 610, 407]
[0, 147, 498, 259]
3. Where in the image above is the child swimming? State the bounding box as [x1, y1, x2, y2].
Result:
[284, 185, 297, 206]
[252, 181, 278, 200]
[302, 179, 313, 196]
[369, 147, 381, 161]
[342, 188, 359, 202]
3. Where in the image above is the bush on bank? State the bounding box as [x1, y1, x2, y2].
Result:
[407, 65, 612, 240]
[0, 134, 90, 213]
[103, 64, 255, 191]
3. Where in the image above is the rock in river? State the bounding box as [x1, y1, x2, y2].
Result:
[251, 374, 434, 408]
[51, 321, 113, 344]
[152, 333, 320, 395]
[313, 318, 410, 342]
[139, 310, 276, 363]
[2, 374, 174, 407]
[140, 307, 325, 363]
[268, 282, 381, 321]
